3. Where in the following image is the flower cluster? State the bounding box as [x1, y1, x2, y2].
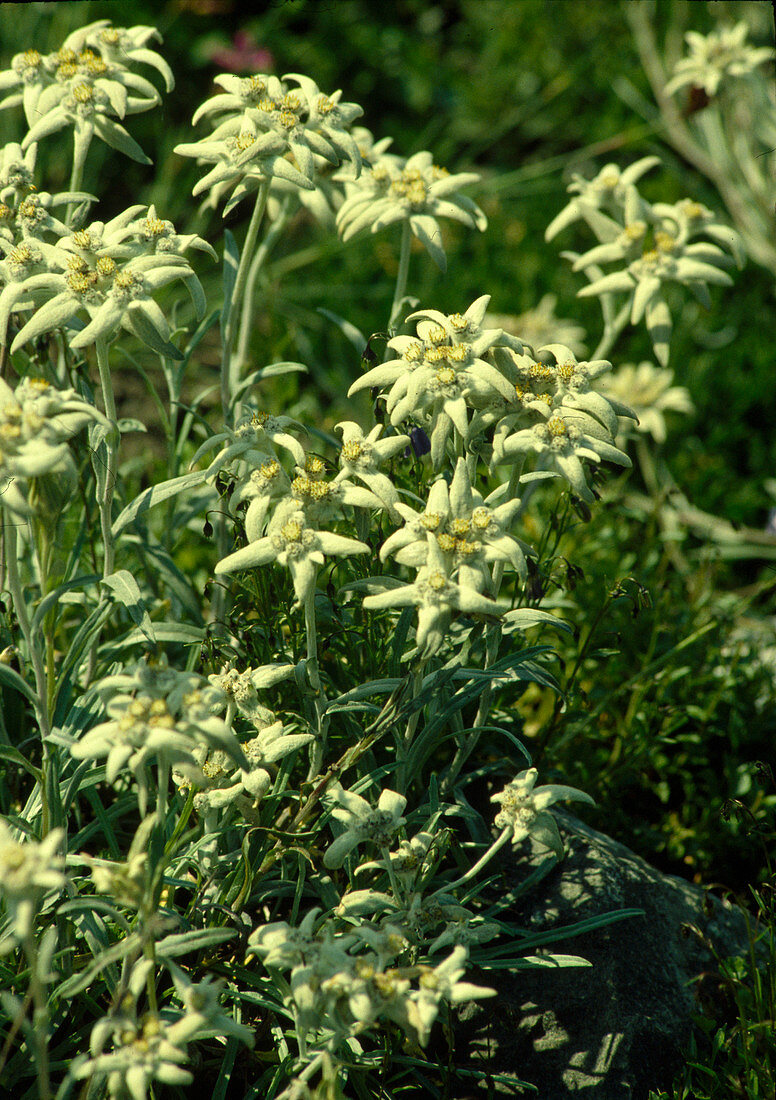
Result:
[175, 72, 363, 215]
[491, 767, 595, 855]
[336, 148, 487, 271]
[3, 204, 214, 355]
[0, 821, 65, 942]
[70, 659, 248, 815]
[0, 21, 174, 167]
[349, 295, 520, 468]
[248, 907, 494, 1051]
[0, 375, 107, 518]
[199, 411, 401, 608]
[73, 963, 252, 1098]
[177, 707, 313, 824]
[665, 21, 774, 98]
[597, 360, 694, 444]
[486, 343, 633, 502]
[548, 156, 744, 365]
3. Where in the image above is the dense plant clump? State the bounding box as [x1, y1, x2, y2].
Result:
[0, 6, 773, 1098]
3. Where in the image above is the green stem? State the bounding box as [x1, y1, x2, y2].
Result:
[22, 933, 51, 1100]
[388, 222, 412, 333]
[221, 180, 271, 425]
[592, 300, 631, 361]
[4, 524, 49, 741]
[65, 132, 90, 227]
[95, 338, 118, 580]
[396, 666, 424, 793]
[34, 522, 56, 726]
[304, 589, 329, 783]
[429, 826, 512, 898]
[235, 195, 294, 372]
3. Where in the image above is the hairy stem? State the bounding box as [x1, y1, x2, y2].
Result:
[388, 222, 412, 333]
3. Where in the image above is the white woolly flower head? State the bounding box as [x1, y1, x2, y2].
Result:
[0, 821, 65, 942]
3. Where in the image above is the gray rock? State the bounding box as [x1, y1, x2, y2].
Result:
[453, 809, 757, 1098]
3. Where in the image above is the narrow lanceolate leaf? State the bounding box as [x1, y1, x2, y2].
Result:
[92, 114, 152, 165]
[112, 470, 208, 536]
[101, 570, 156, 644]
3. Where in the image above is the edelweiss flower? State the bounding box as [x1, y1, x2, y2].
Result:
[208, 662, 295, 726]
[215, 496, 369, 608]
[323, 783, 407, 869]
[380, 458, 530, 591]
[665, 21, 774, 98]
[491, 766, 594, 853]
[548, 163, 743, 367]
[183, 717, 314, 823]
[176, 72, 362, 215]
[348, 296, 515, 467]
[597, 360, 693, 444]
[70, 660, 248, 815]
[492, 406, 631, 503]
[0, 22, 174, 168]
[502, 343, 633, 439]
[0, 375, 108, 517]
[192, 411, 307, 477]
[6, 207, 210, 356]
[545, 156, 662, 242]
[336, 150, 487, 271]
[363, 537, 504, 657]
[0, 821, 65, 941]
[402, 946, 495, 1047]
[356, 830, 437, 886]
[334, 421, 409, 517]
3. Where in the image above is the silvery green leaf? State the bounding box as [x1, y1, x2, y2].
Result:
[112, 469, 207, 536]
[11, 293, 79, 352]
[101, 570, 156, 644]
[502, 608, 573, 635]
[0, 664, 38, 707]
[33, 575, 100, 636]
[122, 307, 183, 359]
[109, 623, 205, 650]
[92, 115, 152, 165]
[155, 927, 235, 960]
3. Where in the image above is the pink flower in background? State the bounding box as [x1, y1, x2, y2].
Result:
[209, 31, 274, 73]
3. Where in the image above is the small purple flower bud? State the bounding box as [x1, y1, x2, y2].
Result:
[409, 426, 431, 457]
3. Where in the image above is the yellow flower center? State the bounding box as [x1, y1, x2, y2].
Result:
[446, 343, 468, 363]
[96, 257, 117, 277]
[305, 455, 326, 478]
[143, 216, 167, 238]
[624, 221, 646, 241]
[71, 82, 94, 104]
[655, 231, 676, 253]
[427, 570, 447, 591]
[556, 362, 576, 383]
[281, 519, 303, 542]
[547, 414, 568, 438]
[341, 440, 362, 463]
[259, 459, 281, 480]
